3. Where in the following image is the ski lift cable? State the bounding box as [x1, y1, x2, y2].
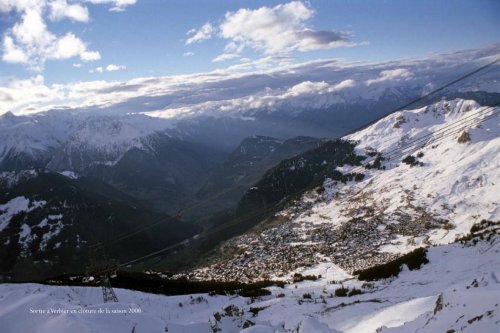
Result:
[342, 57, 500, 138]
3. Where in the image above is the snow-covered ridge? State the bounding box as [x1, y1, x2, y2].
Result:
[0, 111, 173, 169]
[336, 98, 499, 243]
[346, 99, 488, 153]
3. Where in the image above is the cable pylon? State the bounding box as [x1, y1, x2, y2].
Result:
[101, 273, 118, 303]
[86, 245, 120, 303]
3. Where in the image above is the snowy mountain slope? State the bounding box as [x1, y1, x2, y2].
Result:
[179, 98, 499, 282]
[0, 111, 173, 171]
[0, 234, 498, 332]
[311, 98, 499, 244]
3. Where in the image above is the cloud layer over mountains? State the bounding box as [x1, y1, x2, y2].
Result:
[0, 44, 499, 119]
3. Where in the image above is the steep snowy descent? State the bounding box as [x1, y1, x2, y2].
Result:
[321, 98, 499, 245]
[184, 98, 499, 282]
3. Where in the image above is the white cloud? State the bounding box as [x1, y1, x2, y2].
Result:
[0, 0, 132, 71]
[332, 79, 356, 91]
[219, 55, 295, 73]
[49, 0, 89, 22]
[141, 78, 357, 118]
[186, 22, 213, 45]
[90, 64, 126, 73]
[73, 63, 82, 67]
[2, 36, 28, 63]
[197, 79, 355, 113]
[285, 81, 330, 96]
[0, 75, 65, 114]
[284, 79, 355, 97]
[12, 8, 51, 46]
[224, 41, 244, 54]
[212, 53, 239, 62]
[48, 33, 86, 59]
[106, 64, 126, 71]
[2, 8, 57, 69]
[218, 1, 355, 54]
[183, 52, 194, 56]
[294, 29, 359, 52]
[81, 50, 101, 61]
[86, 0, 136, 12]
[366, 68, 413, 85]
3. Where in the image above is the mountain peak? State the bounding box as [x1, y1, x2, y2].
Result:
[0, 111, 16, 120]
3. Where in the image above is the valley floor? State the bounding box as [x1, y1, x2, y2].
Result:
[1, 237, 499, 333]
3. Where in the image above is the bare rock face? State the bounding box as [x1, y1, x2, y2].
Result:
[457, 131, 471, 143]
